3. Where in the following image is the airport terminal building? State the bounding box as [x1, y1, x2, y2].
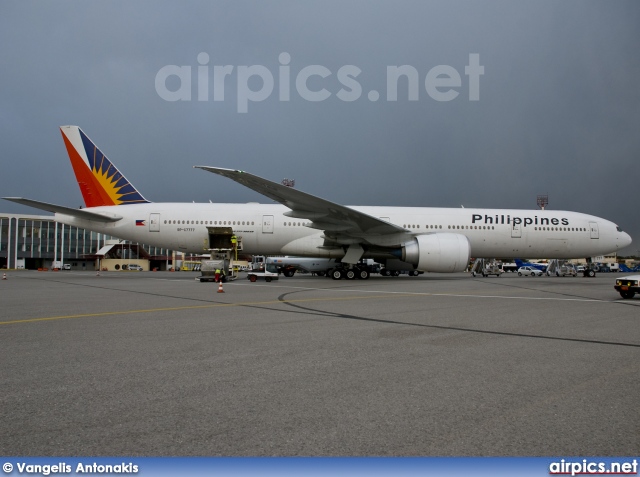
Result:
[0, 213, 176, 271]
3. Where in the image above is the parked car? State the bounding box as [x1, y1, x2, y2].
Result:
[517, 266, 543, 277]
[61, 264, 71, 270]
[126, 264, 144, 271]
[614, 274, 640, 299]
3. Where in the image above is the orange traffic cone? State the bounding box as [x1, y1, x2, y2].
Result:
[217, 281, 225, 293]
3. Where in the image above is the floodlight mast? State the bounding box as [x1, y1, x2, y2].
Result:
[537, 195, 549, 210]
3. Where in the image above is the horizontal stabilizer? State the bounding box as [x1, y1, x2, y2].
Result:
[3, 197, 122, 222]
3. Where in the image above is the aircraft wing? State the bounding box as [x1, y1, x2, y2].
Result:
[3, 197, 122, 222]
[194, 167, 406, 237]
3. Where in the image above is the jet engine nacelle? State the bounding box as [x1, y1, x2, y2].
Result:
[402, 233, 471, 273]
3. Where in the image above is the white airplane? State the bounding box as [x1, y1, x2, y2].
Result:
[4, 126, 632, 279]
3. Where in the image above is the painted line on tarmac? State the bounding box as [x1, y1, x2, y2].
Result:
[0, 293, 418, 326]
[231, 281, 616, 304]
[2, 283, 634, 327]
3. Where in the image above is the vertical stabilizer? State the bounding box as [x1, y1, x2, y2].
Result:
[60, 126, 149, 207]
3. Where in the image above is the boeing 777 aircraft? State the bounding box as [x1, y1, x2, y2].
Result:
[4, 126, 632, 279]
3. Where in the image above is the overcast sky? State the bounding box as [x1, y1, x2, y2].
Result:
[1, 1, 639, 254]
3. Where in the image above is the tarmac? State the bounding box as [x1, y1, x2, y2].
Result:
[1, 270, 638, 456]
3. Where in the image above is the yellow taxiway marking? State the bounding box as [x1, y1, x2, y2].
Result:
[0, 285, 624, 326]
[0, 294, 417, 326]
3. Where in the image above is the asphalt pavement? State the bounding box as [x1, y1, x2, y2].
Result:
[1, 270, 638, 456]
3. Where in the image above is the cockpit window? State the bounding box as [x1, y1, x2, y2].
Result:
[616, 226, 623, 232]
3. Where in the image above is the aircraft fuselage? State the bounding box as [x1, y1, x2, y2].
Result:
[56, 202, 630, 260]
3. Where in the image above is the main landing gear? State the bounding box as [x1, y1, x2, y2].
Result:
[329, 266, 370, 280]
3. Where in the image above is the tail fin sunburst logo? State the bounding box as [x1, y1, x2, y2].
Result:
[60, 126, 149, 207]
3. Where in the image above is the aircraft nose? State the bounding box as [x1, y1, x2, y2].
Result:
[622, 232, 633, 248]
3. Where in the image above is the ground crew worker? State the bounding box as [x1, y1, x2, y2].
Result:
[230, 234, 238, 260]
[215, 268, 221, 282]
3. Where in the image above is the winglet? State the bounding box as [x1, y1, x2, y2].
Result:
[60, 126, 149, 207]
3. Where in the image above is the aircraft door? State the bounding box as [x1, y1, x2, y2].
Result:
[589, 221, 599, 239]
[511, 222, 522, 238]
[262, 215, 274, 234]
[149, 213, 160, 232]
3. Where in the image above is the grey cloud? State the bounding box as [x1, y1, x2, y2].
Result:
[1, 0, 638, 253]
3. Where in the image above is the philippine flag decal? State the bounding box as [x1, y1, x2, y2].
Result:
[136, 219, 146, 226]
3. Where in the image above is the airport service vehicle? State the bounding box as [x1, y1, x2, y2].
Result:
[517, 266, 543, 277]
[545, 260, 577, 277]
[252, 256, 341, 277]
[199, 259, 229, 282]
[62, 263, 71, 270]
[614, 275, 640, 299]
[247, 263, 279, 282]
[501, 262, 518, 273]
[596, 262, 620, 273]
[379, 268, 421, 277]
[480, 263, 503, 277]
[379, 269, 401, 277]
[471, 258, 503, 277]
[4, 126, 632, 280]
[555, 263, 577, 277]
